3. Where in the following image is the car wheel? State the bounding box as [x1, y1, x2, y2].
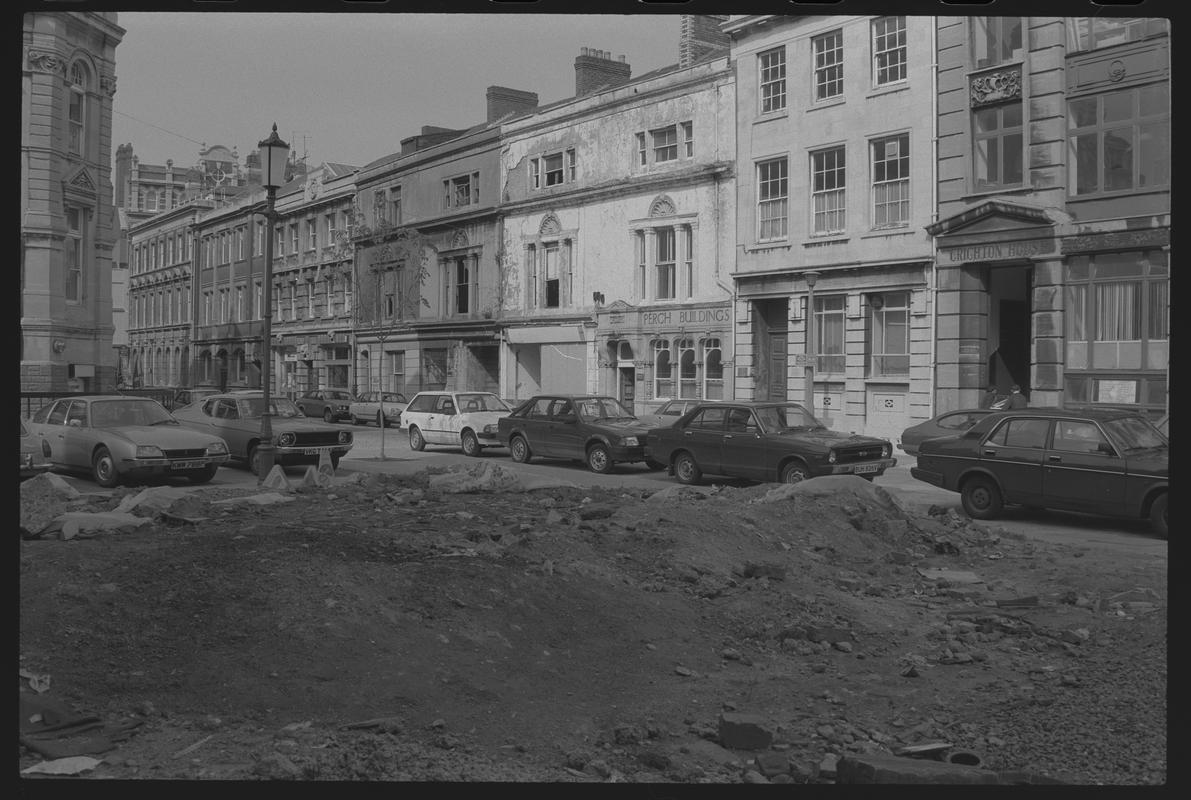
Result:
[1149, 493, 1168, 538]
[781, 461, 810, 484]
[461, 430, 481, 457]
[409, 427, 426, 451]
[91, 446, 120, 488]
[187, 465, 218, 484]
[674, 451, 702, 485]
[509, 435, 531, 464]
[586, 443, 612, 474]
[323, 408, 334, 423]
[645, 459, 666, 471]
[961, 475, 1003, 520]
[248, 445, 262, 476]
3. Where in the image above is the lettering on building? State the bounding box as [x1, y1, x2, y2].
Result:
[941, 238, 1055, 263]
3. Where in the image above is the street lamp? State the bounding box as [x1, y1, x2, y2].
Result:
[255, 123, 290, 483]
[803, 270, 821, 414]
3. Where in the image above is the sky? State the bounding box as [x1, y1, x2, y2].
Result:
[110, 12, 684, 172]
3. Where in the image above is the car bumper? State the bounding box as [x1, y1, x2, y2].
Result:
[828, 458, 897, 477]
[910, 466, 944, 487]
[273, 445, 353, 462]
[120, 454, 229, 475]
[609, 444, 648, 462]
[20, 462, 53, 480]
[897, 443, 918, 456]
[477, 431, 502, 444]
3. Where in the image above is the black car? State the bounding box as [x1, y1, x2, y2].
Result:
[644, 400, 896, 485]
[898, 408, 994, 456]
[496, 394, 656, 474]
[295, 390, 356, 423]
[910, 407, 1168, 536]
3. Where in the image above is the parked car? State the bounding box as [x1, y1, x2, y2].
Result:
[173, 391, 353, 475]
[20, 416, 52, 480]
[910, 407, 1168, 537]
[645, 400, 896, 486]
[171, 387, 223, 409]
[634, 398, 722, 430]
[497, 394, 660, 474]
[897, 408, 995, 456]
[349, 391, 408, 428]
[295, 390, 357, 423]
[1155, 413, 1168, 440]
[401, 391, 512, 456]
[26, 396, 230, 487]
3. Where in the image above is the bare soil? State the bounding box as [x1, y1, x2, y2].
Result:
[18, 466, 1166, 784]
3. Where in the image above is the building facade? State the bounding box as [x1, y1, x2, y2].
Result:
[927, 15, 1169, 417]
[21, 11, 125, 391]
[499, 47, 737, 414]
[726, 14, 937, 441]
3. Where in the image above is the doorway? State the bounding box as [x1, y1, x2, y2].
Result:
[752, 299, 789, 401]
[985, 265, 1033, 395]
[618, 366, 635, 406]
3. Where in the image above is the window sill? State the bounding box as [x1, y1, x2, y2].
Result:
[802, 235, 849, 247]
[960, 185, 1031, 202]
[743, 240, 793, 254]
[865, 82, 910, 100]
[863, 376, 911, 385]
[859, 227, 915, 240]
[807, 97, 846, 112]
[753, 110, 789, 124]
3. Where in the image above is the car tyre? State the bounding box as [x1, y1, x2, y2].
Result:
[1150, 493, 1168, 538]
[323, 408, 334, 424]
[586, 443, 612, 474]
[461, 430, 481, 457]
[92, 446, 120, 488]
[409, 427, 426, 451]
[248, 445, 261, 476]
[509, 435, 531, 464]
[781, 461, 811, 484]
[674, 451, 702, 485]
[187, 465, 219, 484]
[961, 475, 1003, 520]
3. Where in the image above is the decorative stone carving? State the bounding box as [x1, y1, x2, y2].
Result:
[1061, 229, 1169, 253]
[1108, 60, 1126, 83]
[450, 228, 469, 249]
[649, 195, 677, 217]
[100, 74, 117, 96]
[539, 213, 561, 236]
[27, 50, 66, 76]
[970, 68, 1021, 107]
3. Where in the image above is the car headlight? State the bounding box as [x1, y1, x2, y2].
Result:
[620, 436, 639, 447]
[881, 444, 891, 458]
[206, 441, 228, 455]
[828, 450, 837, 464]
[483, 424, 497, 434]
[339, 431, 352, 444]
[135, 445, 164, 458]
[277, 432, 296, 447]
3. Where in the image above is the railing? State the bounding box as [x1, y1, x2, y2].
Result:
[21, 387, 179, 417]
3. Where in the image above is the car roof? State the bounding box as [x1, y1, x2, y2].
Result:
[990, 406, 1149, 421]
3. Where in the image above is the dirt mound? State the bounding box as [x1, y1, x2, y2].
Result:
[19, 466, 1165, 783]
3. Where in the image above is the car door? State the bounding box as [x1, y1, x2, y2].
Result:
[514, 398, 554, 456]
[550, 398, 586, 460]
[979, 417, 1050, 506]
[61, 400, 96, 469]
[425, 395, 457, 444]
[718, 407, 769, 481]
[38, 401, 70, 468]
[675, 406, 728, 475]
[1042, 418, 1126, 514]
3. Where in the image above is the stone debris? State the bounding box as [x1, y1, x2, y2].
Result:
[210, 492, 295, 506]
[717, 713, 773, 751]
[41, 511, 153, 540]
[113, 486, 196, 515]
[260, 465, 293, 491]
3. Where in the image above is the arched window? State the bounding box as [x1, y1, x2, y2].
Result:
[68, 62, 88, 156]
[677, 338, 697, 398]
[652, 339, 673, 399]
[702, 338, 724, 400]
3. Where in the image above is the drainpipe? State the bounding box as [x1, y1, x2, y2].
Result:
[711, 166, 737, 400]
[928, 18, 940, 418]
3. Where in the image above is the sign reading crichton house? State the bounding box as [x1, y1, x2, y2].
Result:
[939, 238, 1056, 263]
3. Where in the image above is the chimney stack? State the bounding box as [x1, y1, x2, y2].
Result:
[486, 86, 540, 122]
[679, 14, 731, 68]
[574, 47, 632, 96]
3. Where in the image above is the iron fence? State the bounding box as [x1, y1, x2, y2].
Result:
[21, 387, 179, 418]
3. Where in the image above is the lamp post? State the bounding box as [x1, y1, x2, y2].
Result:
[803, 270, 820, 413]
[255, 123, 290, 483]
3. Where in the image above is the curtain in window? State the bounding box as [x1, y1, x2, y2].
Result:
[1147, 280, 1167, 340]
[654, 340, 673, 398]
[678, 339, 697, 398]
[1066, 285, 1087, 340]
[1094, 281, 1142, 341]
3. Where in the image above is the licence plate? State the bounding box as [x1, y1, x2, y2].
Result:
[170, 460, 206, 470]
[303, 448, 327, 455]
[852, 463, 880, 474]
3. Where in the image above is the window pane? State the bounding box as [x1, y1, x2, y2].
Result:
[1102, 90, 1133, 123]
[1002, 103, 1022, 128]
[1068, 97, 1097, 128]
[1003, 132, 1023, 184]
[1147, 281, 1168, 340]
[1066, 285, 1087, 340]
[1138, 122, 1170, 188]
[973, 107, 999, 134]
[1103, 128, 1134, 191]
[1070, 133, 1099, 194]
[1094, 282, 1142, 341]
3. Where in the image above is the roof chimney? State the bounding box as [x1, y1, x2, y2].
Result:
[679, 14, 731, 68]
[486, 86, 539, 122]
[574, 47, 632, 97]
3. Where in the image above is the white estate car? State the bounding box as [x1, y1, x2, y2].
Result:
[400, 391, 512, 457]
[348, 391, 408, 428]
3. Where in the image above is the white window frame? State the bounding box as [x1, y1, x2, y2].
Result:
[655, 227, 676, 300]
[811, 146, 847, 235]
[871, 133, 910, 229]
[868, 291, 910, 377]
[651, 125, 679, 163]
[65, 207, 84, 303]
[813, 29, 845, 102]
[652, 338, 673, 400]
[872, 16, 907, 87]
[68, 62, 86, 156]
[757, 157, 789, 241]
[759, 46, 787, 114]
[701, 338, 723, 400]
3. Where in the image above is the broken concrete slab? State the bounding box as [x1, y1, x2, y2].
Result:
[755, 475, 901, 510]
[675, 739, 741, 767]
[113, 486, 196, 515]
[40, 511, 154, 540]
[260, 465, 293, 491]
[836, 753, 1000, 784]
[717, 712, 773, 751]
[917, 567, 983, 585]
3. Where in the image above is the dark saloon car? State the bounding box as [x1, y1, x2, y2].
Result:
[295, 390, 357, 423]
[496, 394, 656, 473]
[910, 407, 1168, 536]
[644, 400, 896, 485]
[898, 408, 994, 456]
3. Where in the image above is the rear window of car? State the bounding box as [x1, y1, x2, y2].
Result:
[987, 418, 1050, 448]
[688, 407, 727, 430]
[406, 394, 439, 413]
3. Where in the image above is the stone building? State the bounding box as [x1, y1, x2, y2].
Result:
[498, 40, 736, 414]
[927, 15, 1169, 417]
[725, 14, 937, 440]
[21, 11, 124, 391]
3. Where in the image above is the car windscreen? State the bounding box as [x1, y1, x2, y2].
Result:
[381, 393, 407, 403]
[755, 404, 825, 432]
[456, 394, 509, 412]
[1103, 416, 1167, 452]
[91, 399, 176, 428]
[328, 391, 354, 401]
[237, 398, 302, 419]
[576, 397, 634, 421]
